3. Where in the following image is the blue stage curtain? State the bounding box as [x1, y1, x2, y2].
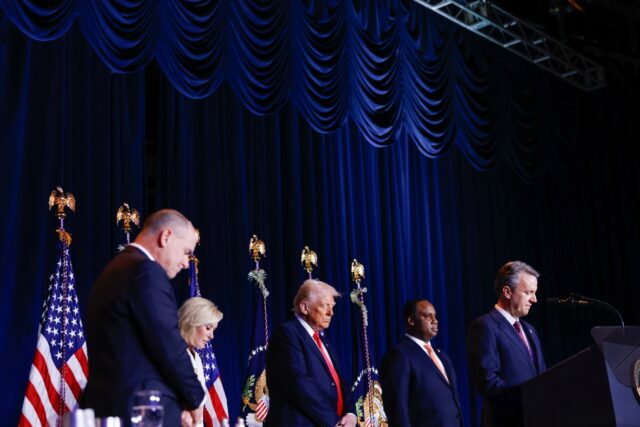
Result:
[0, 0, 569, 180]
[156, 0, 224, 99]
[0, 0, 78, 41]
[77, 0, 157, 72]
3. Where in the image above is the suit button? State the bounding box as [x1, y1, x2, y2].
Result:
[331, 382, 335, 386]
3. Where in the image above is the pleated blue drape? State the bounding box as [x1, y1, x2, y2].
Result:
[0, 0, 574, 181]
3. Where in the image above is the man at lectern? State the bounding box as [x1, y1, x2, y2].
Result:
[467, 261, 546, 427]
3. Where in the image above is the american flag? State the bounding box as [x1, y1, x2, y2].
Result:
[189, 259, 229, 427]
[19, 239, 89, 426]
[198, 343, 229, 426]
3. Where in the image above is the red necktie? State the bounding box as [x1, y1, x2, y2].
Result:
[514, 320, 533, 362]
[313, 331, 343, 415]
[424, 342, 449, 383]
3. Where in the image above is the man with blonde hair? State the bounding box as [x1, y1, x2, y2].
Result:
[265, 280, 356, 427]
[83, 209, 205, 426]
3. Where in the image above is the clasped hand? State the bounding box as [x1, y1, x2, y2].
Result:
[180, 407, 204, 427]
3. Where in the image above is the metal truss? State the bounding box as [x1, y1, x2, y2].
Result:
[413, 0, 606, 91]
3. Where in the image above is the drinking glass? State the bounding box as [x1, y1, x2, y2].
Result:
[130, 390, 164, 427]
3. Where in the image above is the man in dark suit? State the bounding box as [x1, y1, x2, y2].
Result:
[265, 279, 356, 427]
[381, 299, 463, 427]
[466, 260, 546, 427]
[82, 209, 205, 426]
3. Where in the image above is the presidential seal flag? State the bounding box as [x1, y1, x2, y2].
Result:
[349, 260, 387, 427]
[189, 258, 229, 427]
[350, 327, 387, 427]
[240, 236, 270, 426]
[20, 233, 88, 426]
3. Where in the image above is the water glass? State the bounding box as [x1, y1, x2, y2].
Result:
[130, 390, 164, 427]
[96, 417, 122, 427]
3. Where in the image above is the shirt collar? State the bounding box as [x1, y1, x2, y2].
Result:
[405, 333, 431, 347]
[129, 243, 155, 261]
[295, 313, 318, 337]
[495, 304, 518, 325]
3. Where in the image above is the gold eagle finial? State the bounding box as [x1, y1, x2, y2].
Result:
[301, 246, 318, 275]
[351, 259, 365, 284]
[116, 203, 140, 234]
[249, 235, 266, 262]
[48, 186, 75, 220]
[48, 186, 75, 245]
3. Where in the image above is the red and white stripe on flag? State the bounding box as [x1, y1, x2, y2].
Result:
[203, 377, 228, 427]
[19, 336, 88, 426]
[255, 398, 268, 421]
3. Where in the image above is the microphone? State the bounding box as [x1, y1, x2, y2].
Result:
[546, 296, 588, 305]
[547, 293, 625, 327]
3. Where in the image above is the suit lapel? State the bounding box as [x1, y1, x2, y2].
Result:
[521, 320, 543, 373]
[490, 310, 535, 369]
[436, 347, 456, 390]
[292, 320, 335, 379]
[405, 337, 451, 387]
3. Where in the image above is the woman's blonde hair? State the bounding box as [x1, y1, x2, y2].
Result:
[178, 297, 223, 346]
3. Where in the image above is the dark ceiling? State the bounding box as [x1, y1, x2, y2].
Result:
[491, 0, 640, 65]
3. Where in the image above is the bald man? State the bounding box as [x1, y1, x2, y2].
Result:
[83, 209, 205, 426]
[265, 280, 356, 427]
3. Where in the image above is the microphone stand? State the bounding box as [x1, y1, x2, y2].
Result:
[569, 293, 625, 327]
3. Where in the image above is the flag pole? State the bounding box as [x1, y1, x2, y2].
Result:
[249, 235, 269, 342]
[48, 187, 76, 427]
[350, 259, 375, 427]
[189, 229, 201, 297]
[241, 235, 270, 424]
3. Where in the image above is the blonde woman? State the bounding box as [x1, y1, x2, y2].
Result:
[178, 297, 223, 427]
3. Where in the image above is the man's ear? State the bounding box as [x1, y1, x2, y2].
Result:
[299, 302, 308, 315]
[407, 316, 415, 327]
[502, 285, 512, 299]
[158, 228, 173, 248]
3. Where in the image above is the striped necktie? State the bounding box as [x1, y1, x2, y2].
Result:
[514, 320, 534, 362]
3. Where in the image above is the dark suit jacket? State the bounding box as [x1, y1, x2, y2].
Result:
[82, 246, 204, 425]
[380, 336, 463, 427]
[265, 318, 351, 427]
[466, 309, 546, 427]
